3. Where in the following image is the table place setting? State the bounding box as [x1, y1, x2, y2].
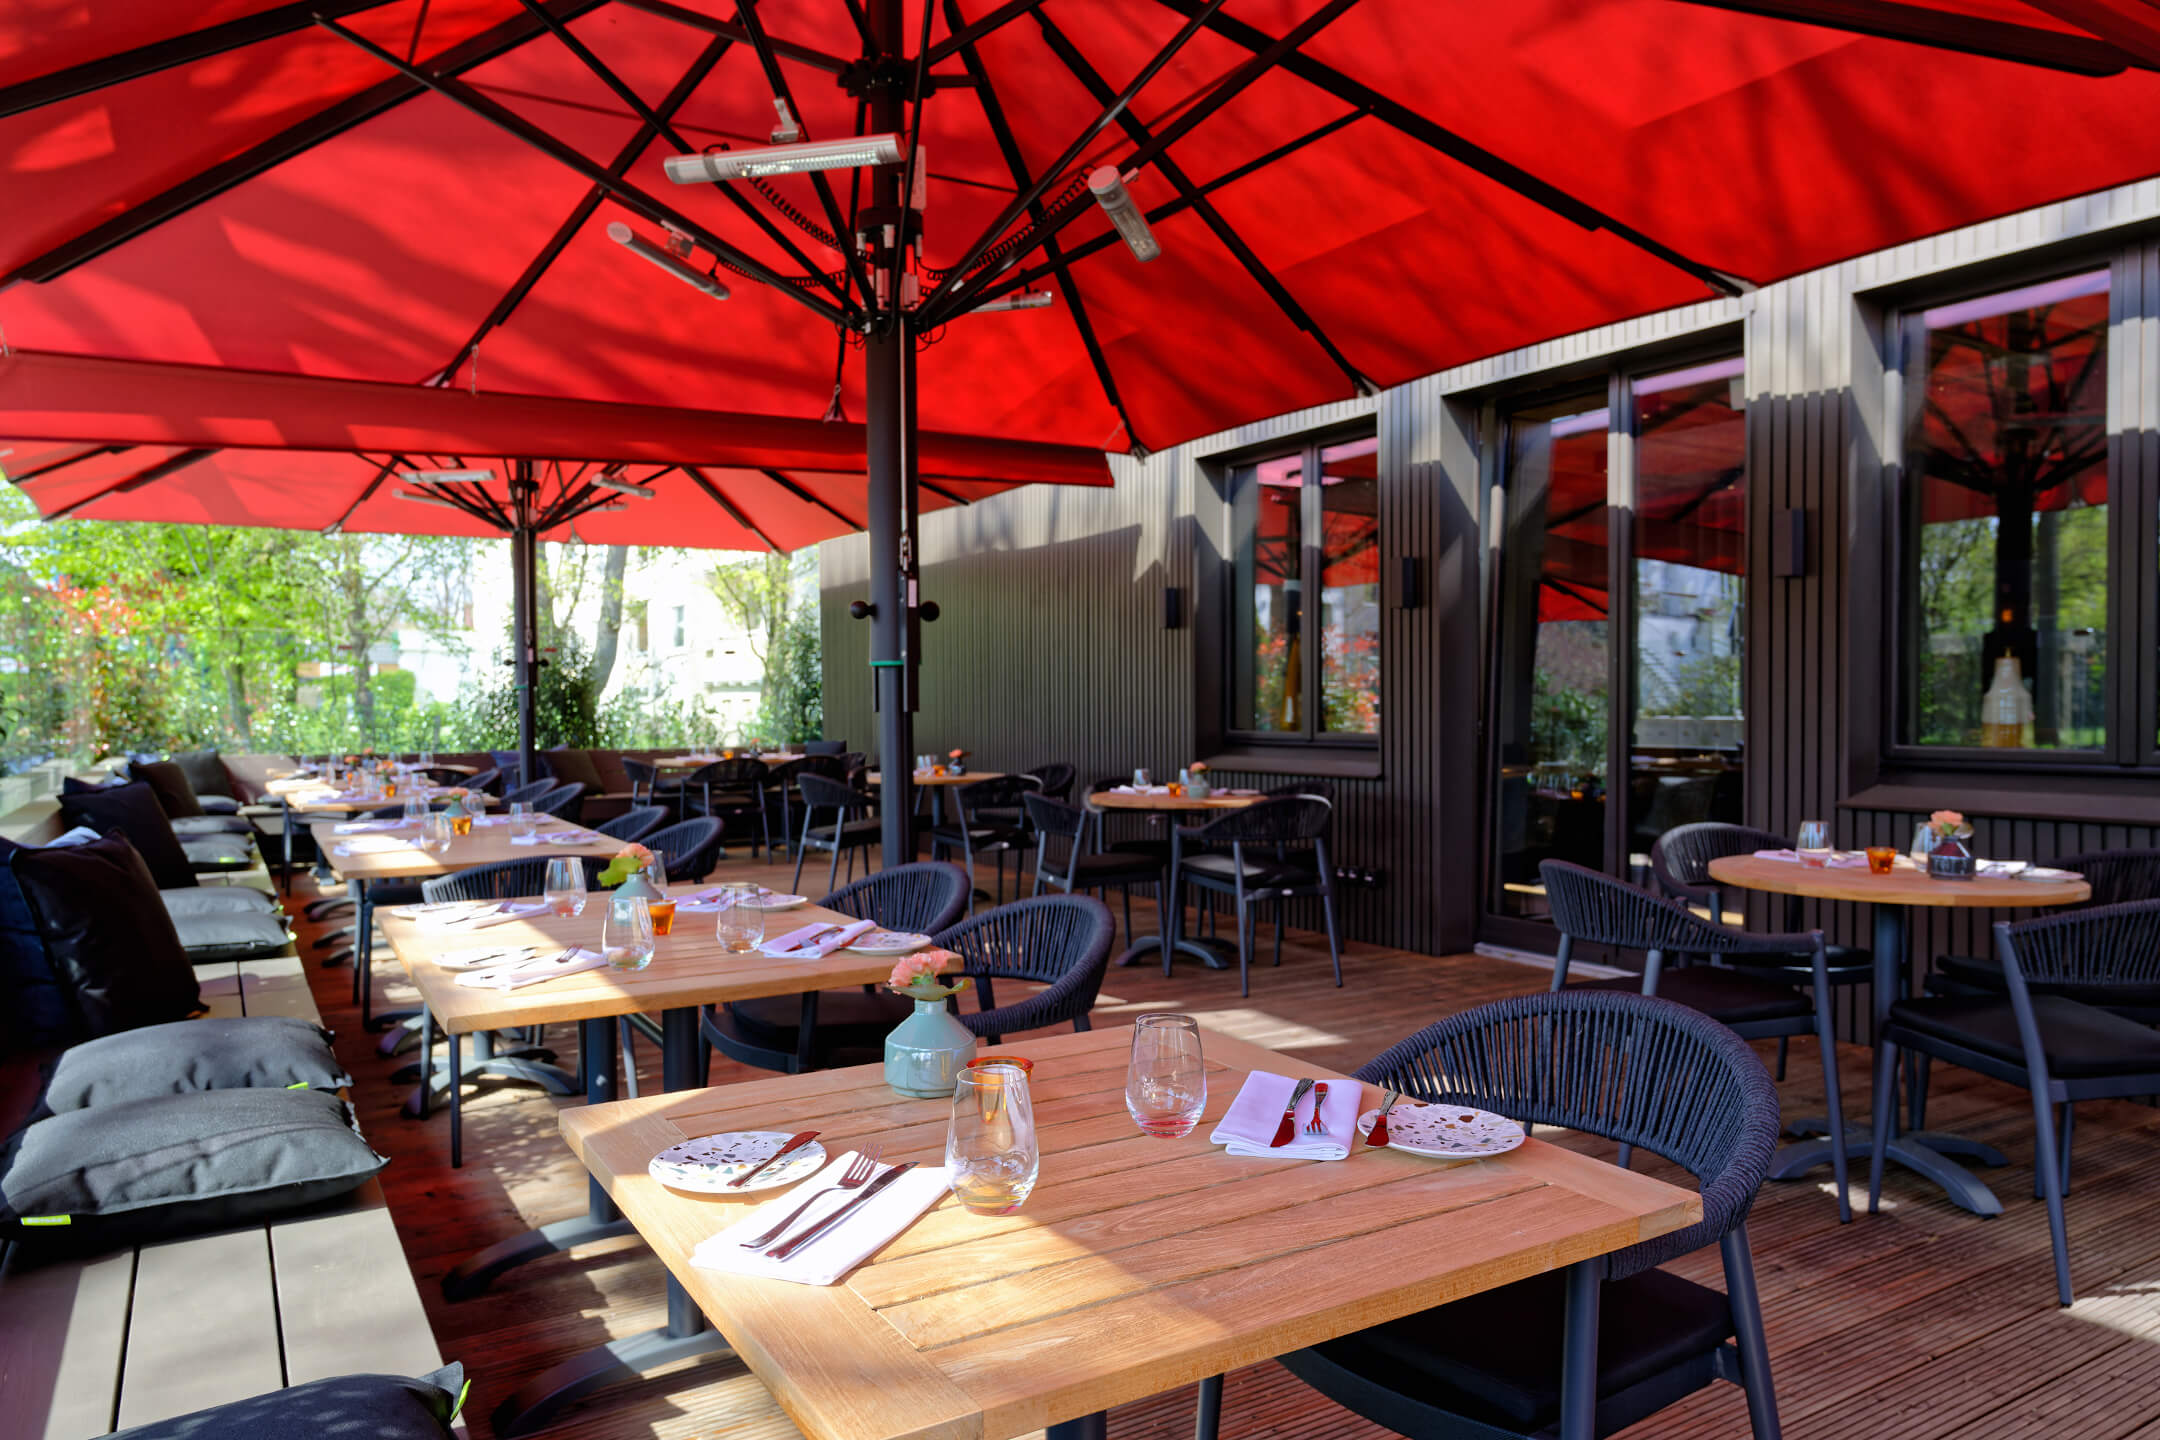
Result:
[675, 886, 809, 914]
[397, 899, 552, 931]
[331, 834, 422, 855]
[428, 942, 544, 971]
[334, 817, 414, 834]
[758, 918, 880, 958]
[1210, 1070, 1367, 1159]
[454, 945, 607, 991]
[512, 828, 603, 846]
[689, 1151, 950, 1286]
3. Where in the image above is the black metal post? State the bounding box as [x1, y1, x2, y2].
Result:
[867, 0, 918, 865]
[509, 464, 540, 787]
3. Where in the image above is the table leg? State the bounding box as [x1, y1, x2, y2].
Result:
[1558, 1259, 1600, 1440]
[1195, 1374, 1223, 1440]
[489, 1008, 732, 1439]
[1048, 1415, 1108, 1440]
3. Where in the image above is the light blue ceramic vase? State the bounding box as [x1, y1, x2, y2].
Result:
[884, 996, 978, 1098]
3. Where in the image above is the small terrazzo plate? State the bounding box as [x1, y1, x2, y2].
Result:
[1355, 1104, 1525, 1159]
[648, 1131, 828, 1194]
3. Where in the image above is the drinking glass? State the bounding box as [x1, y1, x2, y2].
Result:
[1797, 819, 1831, 868]
[713, 882, 764, 953]
[421, 813, 453, 856]
[509, 801, 537, 839]
[603, 890, 656, 972]
[1133, 768, 1151, 788]
[644, 854, 675, 936]
[1126, 1013, 1206, 1137]
[947, 1064, 1039, 1215]
[544, 857, 587, 917]
[1912, 823, 1937, 864]
[1865, 845, 1898, 875]
[402, 795, 429, 825]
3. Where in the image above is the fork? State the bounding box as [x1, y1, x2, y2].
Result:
[737, 1145, 883, 1249]
[1305, 1081, 1330, 1134]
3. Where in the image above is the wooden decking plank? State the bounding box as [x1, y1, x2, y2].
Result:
[115, 1227, 282, 1429]
[0, 1251, 134, 1440]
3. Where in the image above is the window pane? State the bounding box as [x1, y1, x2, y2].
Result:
[1630, 358, 1745, 872]
[1492, 398, 1610, 922]
[1319, 437, 1380, 734]
[1902, 271, 2109, 752]
[1232, 453, 1304, 732]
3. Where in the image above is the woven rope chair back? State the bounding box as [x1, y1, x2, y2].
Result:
[1263, 780, 1335, 803]
[796, 755, 852, 784]
[1023, 792, 1086, 842]
[644, 817, 723, 881]
[933, 894, 1117, 987]
[502, 778, 554, 807]
[2058, 849, 2160, 907]
[1541, 859, 1753, 956]
[1185, 795, 1331, 846]
[422, 856, 556, 903]
[621, 758, 658, 788]
[1649, 822, 1789, 901]
[1355, 990, 1778, 1278]
[956, 773, 1041, 813]
[535, 782, 585, 819]
[824, 861, 971, 936]
[763, 758, 807, 785]
[1024, 763, 1077, 801]
[802, 740, 847, 756]
[464, 767, 503, 796]
[596, 806, 668, 843]
[798, 773, 869, 811]
[694, 759, 767, 788]
[1998, 898, 2160, 990]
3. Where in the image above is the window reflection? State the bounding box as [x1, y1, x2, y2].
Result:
[1319, 437, 1380, 735]
[1232, 453, 1304, 733]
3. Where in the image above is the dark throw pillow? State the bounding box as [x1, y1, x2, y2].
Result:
[11, 832, 202, 1041]
[544, 747, 607, 794]
[0, 835, 73, 1052]
[58, 781, 197, 891]
[1, 1087, 387, 1246]
[39, 1016, 348, 1113]
[107, 1364, 465, 1440]
[171, 749, 237, 802]
[129, 759, 206, 819]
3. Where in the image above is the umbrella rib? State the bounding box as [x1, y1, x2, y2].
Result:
[949, 0, 1146, 455]
[325, 453, 413, 533]
[1034, 10, 1374, 397]
[1674, 0, 2147, 75]
[3, 0, 612, 290]
[925, 0, 1054, 66]
[5, 445, 130, 485]
[44, 448, 218, 522]
[614, 0, 854, 73]
[685, 467, 782, 551]
[1145, 0, 1751, 297]
[759, 468, 864, 531]
[317, 16, 851, 328]
[920, 477, 972, 507]
[431, 33, 738, 385]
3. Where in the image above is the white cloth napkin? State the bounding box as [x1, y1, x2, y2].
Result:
[471, 814, 513, 826]
[455, 946, 604, 990]
[334, 818, 411, 834]
[430, 943, 541, 971]
[1210, 1071, 1363, 1160]
[1752, 848, 1868, 868]
[512, 829, 599, 847]
[760, 919, 876, 958]
[412, 900, 551, 931]
[1110, 784, 1171, 795]
[690, 1159, 951, 1287]
[331, 836, 418, 856]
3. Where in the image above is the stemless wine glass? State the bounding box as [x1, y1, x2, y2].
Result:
[544, 856, 587, 917]
[1911, 822, 1937, 864]
[418, 812, 452, 856]
[947, 1063, 1039, 1215]
[713, 882, 764, 953]
[1797, 819, 1831, 869]
[603, 890, 656, 972]
[402, 794, 429, 825]
[508, 800, 537, 839]
[1126, 1013, 1206, 1137]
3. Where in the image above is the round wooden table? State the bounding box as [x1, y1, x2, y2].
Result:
[1088, 789, 1261, 813]
[1088, 790, 1263, 970]
[1708, 852, 2089, 1215]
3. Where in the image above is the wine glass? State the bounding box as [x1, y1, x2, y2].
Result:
[713, 882, 764, 953]
[603, 890, 656, 972]
[947, 1063, 1039, 1215]
[1797, 819, 1831, 868]
[508, 801, 537, 839]
[1126, 1013, 1206, 1137]
[544, 857, 588, 917]
[421, 813, 454, 856]
[402, 794, 429, 825]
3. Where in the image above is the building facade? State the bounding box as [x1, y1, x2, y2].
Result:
[821, 176, 2160, 968]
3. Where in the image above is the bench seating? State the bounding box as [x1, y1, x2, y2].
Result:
[0, 955, 442, 1439]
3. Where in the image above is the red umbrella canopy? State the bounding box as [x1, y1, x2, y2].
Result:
[6, 0, 2160, 469]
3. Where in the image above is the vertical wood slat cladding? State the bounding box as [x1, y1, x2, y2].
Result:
[824, 175, 2160, 973]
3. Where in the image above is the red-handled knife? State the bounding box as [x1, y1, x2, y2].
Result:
[729, 1130, 820, 1189]
[1269, 1078, 1316, 1147]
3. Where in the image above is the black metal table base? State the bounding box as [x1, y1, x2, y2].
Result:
[401, 1054, 576, 1118]
[442, 1212, 639, 1301]
[1114, 935, 1232, 971]
[1770, 1125, 2009, 1216]
[492, 1276, 730, 1437]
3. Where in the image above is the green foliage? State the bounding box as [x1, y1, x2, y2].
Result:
[470, 637, 605, 749]
[754, 608, 823, 744]
[1530, 669, 1606, 771]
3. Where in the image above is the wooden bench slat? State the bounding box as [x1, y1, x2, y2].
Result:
[116, 1229, 282, 1429]
[190, 962, 245, 1021]
[269, 1180, 442, 1386]
[0, 1251, 133, 1440]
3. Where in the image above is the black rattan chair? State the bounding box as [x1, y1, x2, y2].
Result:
[1870, 899, 2160, 1306]
[929, 774, 1041, 909]
[1027, 793, 1162, 952]
[803, 739, 847, 756]
[1278, 990, 1783, 1440]
[938, 893, 1116, 1043]
[761, 758, 809, 860]
[645, 817, 724, 884]
[793, 773, 881, 893]
[534, 781, 586, 823]
[1542, 859, 1850, 1222]
[1168, 796, 1342, 997]
[595, 805, 668, 845]
[1928, 848, 2160, 1008]
[715, 862, 974, 1071]
[463, 766, 504, 796]
[501, 778, 555, 809]
[621, 757, 664, 809]
[685, 759, 771, 855]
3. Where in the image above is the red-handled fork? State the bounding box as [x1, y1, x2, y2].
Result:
[1368, 1089, 1403, 1148]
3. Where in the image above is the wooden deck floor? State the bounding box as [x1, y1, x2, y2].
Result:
[294, 855, 2160, 1440]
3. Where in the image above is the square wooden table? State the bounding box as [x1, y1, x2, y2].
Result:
[561, 1026, 1701, 1440]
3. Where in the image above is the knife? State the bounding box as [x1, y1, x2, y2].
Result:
[1269, 1078, 1316, 1147]
[765, 1161, 916, 1260]
[1368, 1088, 1402, 1149]
[729, 1130, 821, 1190]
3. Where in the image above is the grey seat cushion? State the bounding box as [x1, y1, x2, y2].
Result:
[1891, 993, 2160, 1078]
[108, 1364, 465, 1440]
[161, 887, 279, 918]
[181, 835, 256, 870]
[1570, 966, 1812, 1028]
[39, 1016, 348, 1113]
[196, 794, 243, 815]
[173, 814, 255, 836]
[170, 908, 291, 961]
[1, 1087, 387, 1247]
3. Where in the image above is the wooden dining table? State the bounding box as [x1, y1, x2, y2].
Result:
[560, 1025, 1700, 1440]
[1708, 850, 2089, 1215]
[1088, 789, 1263, 971]
[379, 895, 915, 1437]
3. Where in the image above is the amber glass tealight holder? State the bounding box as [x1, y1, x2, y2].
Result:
[450, 813, 474, 837]
[1865, 845, 1898, 875]
[648, 899, 677, 937]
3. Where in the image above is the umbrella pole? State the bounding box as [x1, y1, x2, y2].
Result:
[510, 467, 540, 788]
[868, 0, 918, 868]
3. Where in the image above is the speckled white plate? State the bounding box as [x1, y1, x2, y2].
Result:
[648, 1131, 828, 1194]
[739, 892, 808, 911]
[845, 930, 933, 956]
[1356, 1104, 1525, 1159]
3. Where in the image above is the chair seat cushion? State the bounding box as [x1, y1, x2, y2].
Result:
[172, 814, 255, 836]
[727, 989, 913, 1052]
[1180, 853, 1309, 888]
[1, 1087, 387, 1248]
[160, 887, 279, 918]
[1889, 993, 2160, 1078]
[931, 823, 1029, 850]
[1301, 1264, 1732, 1431]
[196, 794, 242, 816]
[181, 835, 256, 870]
[39, 1016, 349, 1113]
[108, 1364, 465, 1440]
[1063, 852, 1165, 885]
[170, 908, 292, 961]
[1571, 965, 1812, 1027]
[1933, 951, 2160, 1008]
[806, 818, 882, 847]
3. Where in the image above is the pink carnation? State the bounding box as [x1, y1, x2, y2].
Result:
[1929, 810, 1964, 828]
[888, 949, 956, 990]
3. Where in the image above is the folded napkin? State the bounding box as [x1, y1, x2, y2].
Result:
[1210, 1070, 1364, 1160]
[455, 946, 604, 990]
[690, 1159, 951, 1286]
[511, 829, 600, 847]
[760, 918, 876, 958]
[334, 818, 412, 834]
[1978, 859, 2030, 878]
[412, 900, 551, 931]
[1752, 848, 1868, 868]
[677, 886, 779, 913]
[1110, 784, 1171, 795]
[430, 943, 541, 971]
[471, 814, 513, 827]
[331, 836, 419, 856]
